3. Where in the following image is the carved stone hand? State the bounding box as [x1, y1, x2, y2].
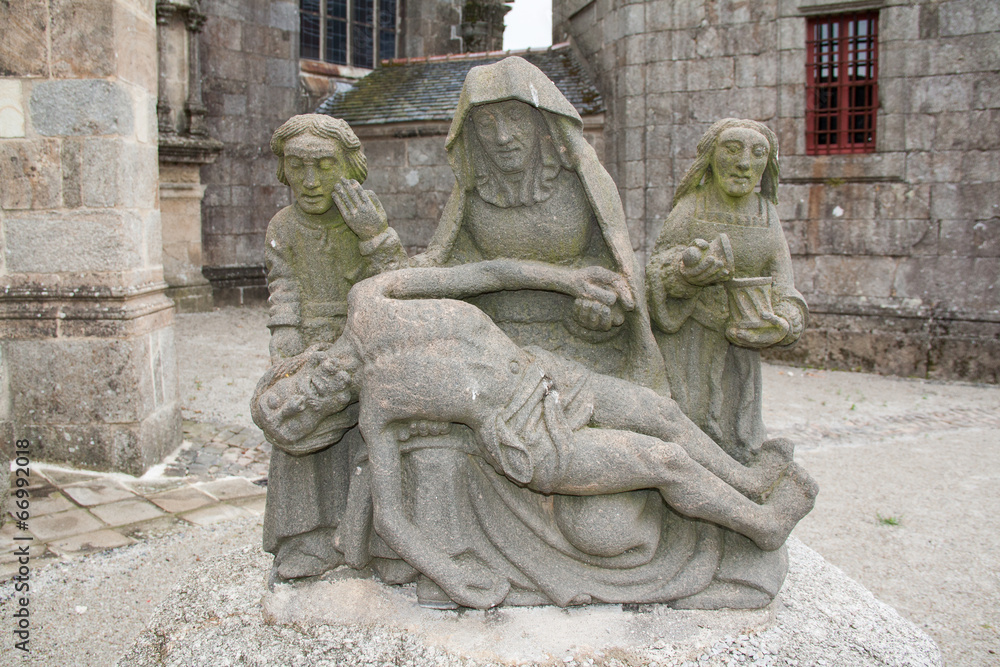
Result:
[726, 311, 790, 348]
[570, 266, 632, 331]
[333, 178, 388, 241]
[680, 238, 732, 287]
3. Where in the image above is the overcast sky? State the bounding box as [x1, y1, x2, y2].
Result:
[503, 0, 553, 51]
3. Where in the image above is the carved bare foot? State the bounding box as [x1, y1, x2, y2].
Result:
[273, 529, 344, 580]
[740, 437, 796, 498]
[751, 463, 818, 552]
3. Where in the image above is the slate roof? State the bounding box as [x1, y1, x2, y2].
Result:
[316, 43, 604, 125]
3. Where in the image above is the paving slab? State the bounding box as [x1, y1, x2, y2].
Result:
[9, 471, 53, 492]
[37, 468, 107, 486]
[183, 421, 223, 440]
[147, 486, 216, 513]
[0, 522, 23, 542]
[122, 478, 192, 496]
[0, 540, 47, 563]
[29, 508, 104, 541]
[48, 529, 135, 556]
[61, 479, 136, 506]
[179, 503, 249, 527]
[230, 496, 267, 516]
[24, 489, 75, 516]
[195, 477, 267, 501]
[89, 499, 166, 527]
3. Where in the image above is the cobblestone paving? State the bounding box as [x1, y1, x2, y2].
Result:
[771, 405, 1000, 450]
[162, 421, 271, 481]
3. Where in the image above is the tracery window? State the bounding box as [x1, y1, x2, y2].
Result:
[805, 11, 879, 154]
[300, 0, 398, 69]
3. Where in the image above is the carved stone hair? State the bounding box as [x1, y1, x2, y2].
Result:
[270, 114, 368, 185]
[672, 118, 780, 207]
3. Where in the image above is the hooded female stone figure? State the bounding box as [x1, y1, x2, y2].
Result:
[646, 119, 807, 465]
[414, 56, 666, 393]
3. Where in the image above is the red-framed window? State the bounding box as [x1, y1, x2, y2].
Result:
[805, 11, 879, 155]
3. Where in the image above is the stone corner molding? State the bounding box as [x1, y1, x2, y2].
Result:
[158, 134, 225, 164]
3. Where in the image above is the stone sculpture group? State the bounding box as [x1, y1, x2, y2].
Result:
[251, 57, 817, 610]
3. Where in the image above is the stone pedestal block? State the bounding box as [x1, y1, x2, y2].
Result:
[0, 288, 181, 475]
[159, 160, 219, 313]
[119, 538, 941, 666]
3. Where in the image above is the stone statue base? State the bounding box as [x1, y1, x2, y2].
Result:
[119, 538, 940, 666]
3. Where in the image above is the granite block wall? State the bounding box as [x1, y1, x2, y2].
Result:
[554, 0, 999, 382]
[0, 0, 180, 473]
[198, 0, 300, 305]
[400, 0, 465, 58]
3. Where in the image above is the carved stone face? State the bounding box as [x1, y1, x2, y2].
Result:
[470, 100, 540, 174]
[710, 127, 770, 199]
[283, 133, 344, 216]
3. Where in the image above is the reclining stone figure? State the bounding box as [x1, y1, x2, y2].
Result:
[253, 261, 818, 609]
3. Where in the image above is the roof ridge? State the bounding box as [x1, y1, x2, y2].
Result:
[382, 41, 570, 67]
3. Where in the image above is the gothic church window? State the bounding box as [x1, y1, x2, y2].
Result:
[805, 11, 879, 155]
[300, 0, 398, 68]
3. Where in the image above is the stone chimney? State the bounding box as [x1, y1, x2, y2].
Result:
[461, 0, 514, 53]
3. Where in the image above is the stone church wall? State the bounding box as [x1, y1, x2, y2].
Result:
[0, 0, 180, 473]
[198, 0, 301, 305]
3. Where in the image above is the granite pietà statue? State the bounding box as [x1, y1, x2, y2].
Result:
[253, 59, 817, 610]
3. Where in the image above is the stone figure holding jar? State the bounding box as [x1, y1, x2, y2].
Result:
[646, 119, 808, 465]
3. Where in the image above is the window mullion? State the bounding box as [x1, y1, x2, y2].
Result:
[320, 0, 326, 63]
[838, 16, 848, 151]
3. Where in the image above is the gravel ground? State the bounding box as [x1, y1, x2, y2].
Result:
[765, 370, 1000, 667]
[120, 538, 940, 667]
[175, 306, 271, 429]
[1, 305, 997, 665]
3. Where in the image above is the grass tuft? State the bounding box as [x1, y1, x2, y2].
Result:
[876, 512, 902, 526]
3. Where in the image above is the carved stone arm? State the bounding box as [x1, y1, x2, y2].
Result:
[380, 260, 633, 310]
